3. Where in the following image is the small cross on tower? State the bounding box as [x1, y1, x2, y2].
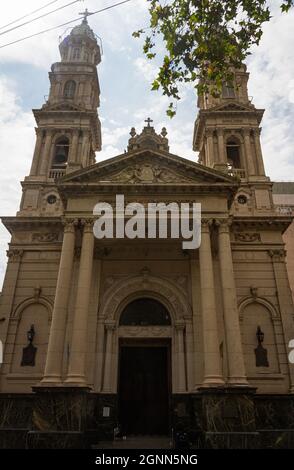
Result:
[79, 8, 93, 22]
[144, 117, 153, 128]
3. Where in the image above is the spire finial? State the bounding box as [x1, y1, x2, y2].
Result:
[79, 8, 93, 23]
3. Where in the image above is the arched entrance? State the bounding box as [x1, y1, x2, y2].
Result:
[118, 298, 172, 436]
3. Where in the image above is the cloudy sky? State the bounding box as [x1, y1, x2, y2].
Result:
[0, 0, 294, 288]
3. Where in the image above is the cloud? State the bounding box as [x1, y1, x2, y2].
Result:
[134, 57, 157, 82]
[247, 8, 294, 180]
[0, 76, 35, 288]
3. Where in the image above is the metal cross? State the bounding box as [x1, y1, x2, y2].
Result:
[144, 117, 153, 127]
[79, 8, 93, 22]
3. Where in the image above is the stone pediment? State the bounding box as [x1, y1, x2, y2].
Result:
[208, 102, 256, 113]
[101, 162, 194, 184]
[35, 102, 86, 113]
[59, 149, 237, 187]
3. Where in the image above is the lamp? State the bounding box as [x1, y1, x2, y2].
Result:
[256, 325, 264, 345]
[27, 325, 35, 344]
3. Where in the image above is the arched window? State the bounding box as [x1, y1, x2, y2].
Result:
[226, 139, 241, 169]
[63, 80, 76, 99]
[222, 82, 235, 98]
[119, 298, 171, 326]
[52, 137, 69, 168]
[72, 48, 80, 60]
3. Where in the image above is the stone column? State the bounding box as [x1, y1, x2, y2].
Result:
[254, 129, 266, 176]
[68, 130, 79, 166]
[243, 129, 256, 176]
[81, 131, 90, 167]
[185, 319, 195, 392]
[190, 256, 203, 390]
[40, 130, 53, 176]
[175, 322, 186, 392]
[217, 128, 226, 163]
[0, 250, 23, 375]
[95, 319, 105, 392]
[102, 322, 116, 393]
[206, 130, 214, 167]
[199, 220, 224, 386]
[269, 249, 294, 393]
[65, 220, 95, 386]
[30, 129, 43, 176]
[217, 219, 248, 386]
[41, 220, 76, 385]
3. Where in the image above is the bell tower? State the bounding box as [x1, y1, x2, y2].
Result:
[28, 15, 101, 181]
[19, 16, 102, 216]
[193, 65, 267, 181]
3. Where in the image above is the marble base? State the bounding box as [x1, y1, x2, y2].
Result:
[255, 394, 294, 429]
[27, 431, 85, 449]
[31, 387, 91, 432]
[0, 429, 29, 449]
[198, 387, 257, 434]
[258, 429, 294, 449]
[0, 392, 294, 448]
[204, 431, 260, 449]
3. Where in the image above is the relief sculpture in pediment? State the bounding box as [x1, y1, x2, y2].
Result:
[110, 164, 188, 184]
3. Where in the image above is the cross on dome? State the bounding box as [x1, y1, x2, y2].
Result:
[79, 8, 93, 23]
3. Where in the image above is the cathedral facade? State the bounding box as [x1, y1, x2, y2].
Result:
[0, 19, 294, 449]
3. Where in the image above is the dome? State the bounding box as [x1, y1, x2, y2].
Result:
[70, 19, 96, 41]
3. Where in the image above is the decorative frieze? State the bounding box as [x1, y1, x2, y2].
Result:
[118, 326, 173, 338]
[235, 232, 261, 243]
[32, 233, 59, 243]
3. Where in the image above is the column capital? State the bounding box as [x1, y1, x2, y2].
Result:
[215, 218, 232, 233]
[205, 128, 214, 138]
[241, 127, 252, 137]
[175, 321, 185, 331]
[201, 218, 214, 233]
[105, 321, 116, 331]
[35, 127, 43, 136]
[80, 218, 94, 233]
[268, 249, 286, 262]
[82, 129, 91, 138]
[62, 218, 79, 233]
[6, 249, 24, 262]
[253, 127, 262, 136]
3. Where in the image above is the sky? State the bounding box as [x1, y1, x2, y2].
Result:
[0, 0, 294, 288]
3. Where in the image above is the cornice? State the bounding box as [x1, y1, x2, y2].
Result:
[1, 216, 63, 233]
[232, 215, 292, 232]
[58, 183, 238, 203]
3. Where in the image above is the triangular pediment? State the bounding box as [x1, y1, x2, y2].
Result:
[209, 102, 256, 113]
[35, 102, 86, 113]
[59, 149, 237, 187]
